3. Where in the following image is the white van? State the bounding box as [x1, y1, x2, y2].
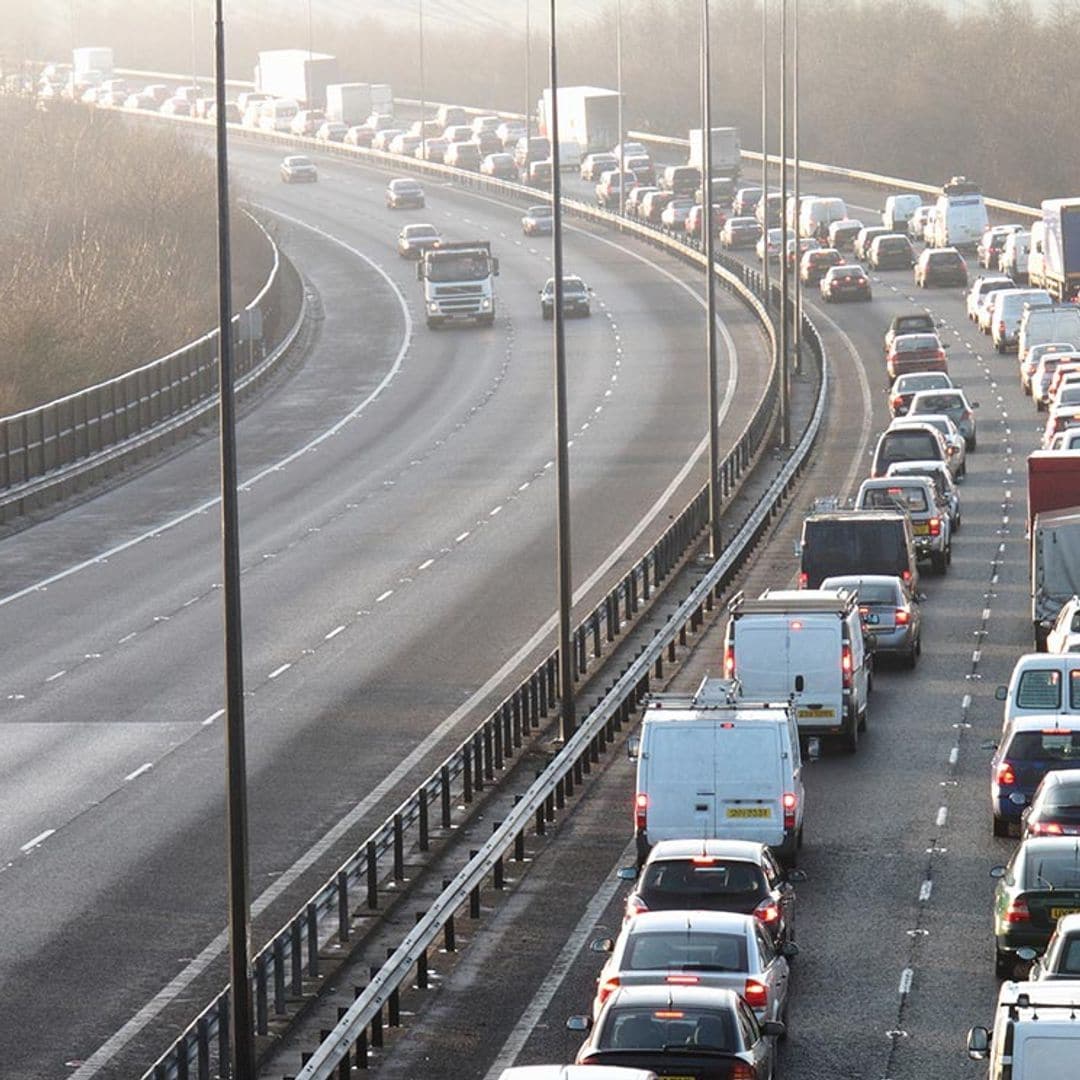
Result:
[990, 288, 1053, 352]
[1002, 230, 1031, 280]
[799, 196, 847, 240]
[883, 193, 922, 233]
[1019, 303, 1080, 363]
[723, 589, 871, 752]
[258, 98, 299, 132]
[630, 677, 805, 867]
[929, 177, 989, 249]
[996, 654, 1080, 731]
[967, 981, 1080, 1079]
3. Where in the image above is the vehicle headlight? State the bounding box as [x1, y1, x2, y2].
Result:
[481, 298, 491, 310]
[428, 302, 439, 313]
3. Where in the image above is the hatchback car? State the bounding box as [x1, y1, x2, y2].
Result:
[540, 275, 592, 319]
[991, 718, 1080, 836]
[799, 247, 843, 285]
[991, 836, 1080, 977]
[819, 264, 871, 302]
[617, 839, 805, 948]
[1020, 343, 1077, 395]
[719, 217, 762, 249]
[889, 371, 954, 417]
[280, 155, 318, 183]
[1045, 598, 1080, 655]
[855, 475, 952, 572]
[522, 204, 553, 236]
[869, 233, 916, 271]
[396, 223, 441, 259]
[568, 985, 783, 1078]
[756, 227, 794, 263]
[581, 153, 618, 181]
[822, 573, 921, 667]
[480, 152, 518, 179]
[625, 186, 658, 220]
[371, 128, 404, 151]
[344, 125, 376, 147]
[915, 247, 968, 288]
[870, 423, 951, 479]
[385, 178, 425, 209]
[891, 414, 966, 478]
[828, 218, 863, 251]
[589, 910, 797, 1024]
[854, 225, 891, 261]
[908, 387, 978, 449]
[1021, 770, 1080, 838]
[885, 333, 949, 383]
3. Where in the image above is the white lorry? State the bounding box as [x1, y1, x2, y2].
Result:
[539, 86, 620, 154]
[72, 47, 113, 80]
[688, 126, 741, 183]
[255, 49, 339, 108]
[325, 83, 372, 126]
[1028, 198, 1080, 301]
[416, 241, 499, 328]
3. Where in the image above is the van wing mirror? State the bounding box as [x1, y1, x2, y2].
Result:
[966, 1026, 990, 1060]
[627, 735, 640, 761]
[995, 685, 1008, 701]
[616, 866, 638, 881]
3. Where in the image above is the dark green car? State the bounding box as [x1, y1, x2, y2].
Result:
[991, 836, 1080, 979]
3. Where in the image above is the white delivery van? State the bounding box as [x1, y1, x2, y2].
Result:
[723, 589, 871, 753]
[798, 196, 847, 240]
[996, 654, 1080, 732]
[630, 677, 804, 868]
[258, 97, 299, 132]
[968, 981, 1080, 1079]
[883, 193, 923, 233]
[929, 176, 989, 249]
[989, 288, 1053, 353]
[1019, 303, 1080, 363]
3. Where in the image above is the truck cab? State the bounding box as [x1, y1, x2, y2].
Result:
[417, 242, 499, 328]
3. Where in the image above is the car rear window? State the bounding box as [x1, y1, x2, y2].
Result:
[1006, 729, 1080, 763]
[624, 930, 749, 972]
[1023, 853, 1080, 890]
[802, 518, 908, 581]
[853, 582, 899, 605]
[914, 394, 961, 412]
[601, 1007, 737, 1051]
[1016, 669, 1063, 709]
[897, 335, 938, 351]
[641, 859, 767, 901]
[862, 486, 929, 512]
[879, 431, 939, 461]
[1043, 781, 1080, 812]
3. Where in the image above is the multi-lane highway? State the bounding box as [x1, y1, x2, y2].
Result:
[293, 167, 1040, 1080]
[0, 130, 774, 1078]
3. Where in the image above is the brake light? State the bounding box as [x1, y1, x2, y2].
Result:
[929, 517, 941, 536]
[996, 761, 1016, 787]
[891, 395, 904, 410]
[798, 571, 808, 589]
[902, 569, 911, 583]
[634, 792, 648, 831]
[1030, 821, 1064, 836]
[665, 973, 701, 985]
[743, 978, 769, 1009]
[729, 1066, 759, 1080]
[692, 856, 717, 866]
[841, 643, 852, 689]
[654, 1010, 685, 1019]
[1004, 897, 1031, 924]
[724, 643, 735, 678]
[597, 974, 620, 1005]
[626, 893, 649, 917]
[936, 350, 947, 362]
[782, 791, 797, 830]
[895, 608, 910, 625]
[754, 898, 781, 924]
[998, 321, 1006, 335]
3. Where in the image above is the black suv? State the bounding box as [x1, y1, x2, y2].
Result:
[799, 508, 919, 591]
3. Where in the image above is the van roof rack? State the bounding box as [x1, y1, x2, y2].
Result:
[729, 588, 856, 616]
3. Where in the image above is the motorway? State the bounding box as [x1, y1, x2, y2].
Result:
[295, 167, 1041, 1079]
[0, 132, 773, 1077]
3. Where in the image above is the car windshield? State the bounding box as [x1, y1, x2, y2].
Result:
[624, 930, 748, 973]
[426, 251, 489, 282]
[599, 1007, 737, 1052]
[641, 858, 766, 901]
[1024, 853, 1080, 891]
[862, 486, 929, 512]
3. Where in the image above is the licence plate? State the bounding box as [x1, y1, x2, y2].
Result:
[1051, 907, 1080, 919]
[661, 1075, 695, 1080]
[798, 707, 835, 719]
[913, 523, 930, 535]
[726, 807, 772, 819]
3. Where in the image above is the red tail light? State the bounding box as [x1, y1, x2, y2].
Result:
[895, 608, 910, 625]
[743, 978, 769, 1009]
[754, 898, 781, 924]
[891, 394, 904, 410]
[730, 1066, 759, 1080]
[841, 644, 852, 689]
[998, 321, 1006, 335]
[626, 893, 649, 917]
[724, 643, 735, 678]
[798, 571, 808, 589]
[782, 791, 797, 830]
[1030, 821, 1064, 836]
[665, 973, 701, 985]
[634, 792, 648, 831]
[935, 350, 947, 363]
[996, 761, 1016, 787]
[901, 569, 911, 583]
[1004, 897, 1031, 924]
[929, 517, 941, 536]
[597, 974, 621, 1006]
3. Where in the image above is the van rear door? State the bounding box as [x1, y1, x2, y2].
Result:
[641, 721, 716, 843]
[714, 723, 784, 845]
[786, 619, 842, 727]
[1017, 1031, 1080, 1077]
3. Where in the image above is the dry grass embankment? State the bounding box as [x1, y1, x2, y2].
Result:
[0, 96, 269, 416]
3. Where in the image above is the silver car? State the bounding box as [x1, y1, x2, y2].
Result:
[589, 909, 795, 1025]
[889, 415, 966, 479]
[908, 387, 978, 449]
[822, 574, 922, 667]
[886, 459, 962, 532]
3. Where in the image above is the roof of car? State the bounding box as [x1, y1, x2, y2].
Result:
[888, 459, 952, 473]
[821, 574, 904, 589]
[646, 838, 768, 862]
[605, 984, 742, 1009]
[625, 910, 756, 935]
[499, 1067, 658, 1080]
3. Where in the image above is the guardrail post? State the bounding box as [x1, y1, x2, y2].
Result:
[393, 813, 405, 880]
[512, 694, 523, 745]
[530, 677, 540, 724]
[538, 671, 548, 717]
[493, 714, 504, 771]
[176, 1033, 189, 1080]
[441, 765, 452, 827]
[196, 1015, 210, 1080]
[388, 982, 401, 1028]
[502, 702, 514, 756]
[419, 783, 430, 851]
[367, 840, 379, 910]
[555, 776, 566, 809]
[307, 902, 319, 977]
[606, 594, 617, 641]
[548, 657, 557, 704]
[474, 730, 487, 788]
[624, 578, 633, 621]
[355, 1029, 368, 1070]
[338, 869, 350, 942]
[463, 744, 474, 803]
[641, 558, 651, 600]
[416, 913, 429, 988]
[274, 935, 287, 1016]
[218, 992, 230, 1080]
[592, 613, 602, 658]
[291, 921, 304, 996]
[255, 953, 268, 1035]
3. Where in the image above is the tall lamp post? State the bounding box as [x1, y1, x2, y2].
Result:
[212, 1, 255, 1075]
[778, 0, 790, 448]
[616, 0, 625, 217]
[792, 0, 801, 373]
[418, 0, 426, 154]
[524, 1, 531, 150]
[701, 0, 721, 559]
[760, 0, 769, 312]
[547, 0, 575, 744]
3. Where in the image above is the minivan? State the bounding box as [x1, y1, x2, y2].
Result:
[723, 588, 870, 752]
[799, 509, 919, 592]
[630, 677, 804, 866]
[996, 654, 1080, 731]
[659, 164, 701, 196]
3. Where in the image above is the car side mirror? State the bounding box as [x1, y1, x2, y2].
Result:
[589, 937, 615, 953]
[967, 1026, 990, 1060]
[942, 343, 951, 350]
[760, 1020, 786, 1039]
[781, 941, 800, 959]
[617, 866, 638, 881]
[995, 685, 1008, 701]
[989, 865, 1007, 880]
[786, 868, 808, 883]
[1009, 791, 1028, 807]
[1017, 946, 1039, 963]
[627, 735, 640, 761]
[971, 402, 980, 409]
[567, 1015, 592, 1033]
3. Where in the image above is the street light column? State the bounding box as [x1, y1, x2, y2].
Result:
[702, 0, 721, 559]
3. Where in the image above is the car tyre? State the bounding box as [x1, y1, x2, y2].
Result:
[542, 307, 552, 321]
[967, 436, 977, 451]
[905, 641, 918, 669]
[841, 711, 859, 753]
[992, 815, 1011, 838]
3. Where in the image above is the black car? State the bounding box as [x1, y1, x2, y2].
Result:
[618, 839, 805, 948]
[870, 233, 916, 270]
[916, 247, 969, 287]
[569, 985, 783, 1079]
[1022, 769, 1080, 838]
[799, 509, 917, 591]
[991, 836, 1080, 978]
[819, 264, 872, 302]
[540, 275, 591, 319]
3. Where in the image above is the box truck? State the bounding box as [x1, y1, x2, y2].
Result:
[688, 126, 741, 181]
[1029, 199, 1080, 301]
[325, 83, 371, 126]
[72, 47, 113, 79]
[539, 86, 620, 154]
[255, 49, 339, 109]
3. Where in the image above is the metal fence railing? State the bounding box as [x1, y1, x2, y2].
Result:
[0, 211, 305, 523]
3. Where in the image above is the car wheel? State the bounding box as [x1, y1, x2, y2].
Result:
[542, 307, 552, 321]
[967, 436, 977, 452]
[959, 461, 967, 478]
[905, 642, 918, 669]
[992, 815, 1011, 838]
[858, 705, 867, 733]
[953, 515, 962, 533]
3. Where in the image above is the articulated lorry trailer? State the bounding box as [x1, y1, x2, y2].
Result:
[255, 49, 339, 109]
[1029, 199, 1080, 301]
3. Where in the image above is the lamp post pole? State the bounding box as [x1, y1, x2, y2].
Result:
[616, 0, 625, 217]
[778, 0, 790, 448]
[792, 0, 802, 374]
[418, 0, 426, 155]
[760, 0, 769, 313]
[702, 0, 721, 559]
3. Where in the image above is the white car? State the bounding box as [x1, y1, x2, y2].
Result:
[756, 227, 794, 262]
[315, 121, 349, 142]
[280, 155, 318, 183]
[966, 274, 1014, 322]
[1047, 596, 1080, 653]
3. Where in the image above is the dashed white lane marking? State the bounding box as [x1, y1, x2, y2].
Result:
[375, 589, 394, 603]
[268, 662, 292, 680]
[118, 632, 137, 644]
[518, 481, 530, 492]
[455, 531, 470, 543]
[961, 693, 971, 710]
[919, 880, 933, 903]
[20, 829, 55, 853]
[124, 763, 153, 782]
[489, 505, 503, 517]
[899, 967, 914, 996]
[324, 625, 346, 641]
[948, 747, 959, 767]
[45, 670, 66, 683]
[936, 806, 948, 828]
[417, 558, 435, 571]
[202, 709, 224, 726]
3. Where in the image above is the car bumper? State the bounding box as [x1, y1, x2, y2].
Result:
[827, 286, 871, 300]
[866, 626, 915, 654]
[993, 787, 1037, 824]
